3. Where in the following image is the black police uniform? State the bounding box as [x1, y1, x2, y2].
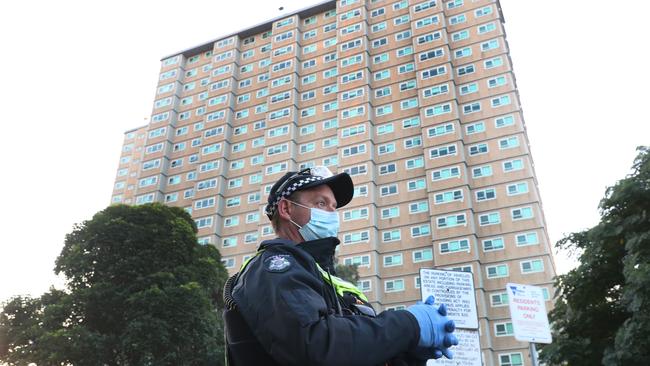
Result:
[223, 237, 423, 366]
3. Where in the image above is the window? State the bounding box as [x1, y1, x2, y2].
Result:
[161, 172, 179, 185]
[491, 95, 511, 107]
[357, 280, 371, 292]
[374, 69, 390, 81]
[138, 176, 158, 188]
[341, 54, 363, 68]
[419, 48, 444, 62]
[484, 56, 503, 69]
[322, 155, 338, 166]
[406, 157, 424, 170]
[440, 239, 470, 253]
[427, 123, 454, 138]
[409, 201, 428, 214]
[475, 188, 496, 202]
[379, 163, 396, 175]
[432, 166, 460, 181]
[423, 83, 449, 98]
[400, 79, 416, 91]
[466, 121, 485, 135]
[228, 178, 243, 189]
[397, 46, 413, 58]
[199, 161, 219, 173]
[495, 115, 515, 128]
[300, 142, 315, 154]
[463, 102, 481, 115]
[408, 179, 426, 192]
[265, 162, 288, 175]
[382, 229, 401, 242]
[499, 136, 519, 149]
[451, 30, 469, 42]
[323, 137, 338, 148]
[343, 230, 369, 244]
[507, 182, 529, 196]
[195, 216, 213, 229]
[487, 264, 509, 279]
[449, 13, 466, 25]
[429, 144, 457, 159]
[468, 143, 488, 156]
[491, 292, 509, 307]
[495, 322, 514, 337]
[371, 21, 386, 33]
[223, 216, 240, 227]
[459, 82, 478, 95]
[437, 214, 466, 228]
[226, 197, 240, 208]
[383, 254, 403, 267]
[434, 189, 463, 204]
[344, 255, 370, 267]
[372, 37, 387, 49]
[417, 31, 441, 45]
[341, 70, 363, 83]
[503, 158, 524, 172]
[401, 98, 418, 110]
[246, 212, 260, 224]
[381, 207, 399, 219]
[483, 237, 505, 252]
[478, 22, 496, 35]
[195, 197, 215, 209]
[421, 65, 446, 79]
[353, 185, 368, 197]
[455, 47, 472, 59]
[481, 39, 500, 51]
[511, 207, 534, 220]
[457, 64, 475, 76]
[343, 207, 369, 221]
[521, 259, 544, 274]
[415, 15, 439, 28]
[342, 106, 365, 119]
[499, 353, 523, 366]
[425, 103, 451, 117]
[411, 224, 430, 237]
[385, 279, 405, 292]
[479, 212, 501, 226]
[472, 165, 493, 178]
[377, 142, 395, 155]
[516, 232, 539, 246]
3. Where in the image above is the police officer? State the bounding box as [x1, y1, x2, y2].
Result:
[223, 166, 458, 366]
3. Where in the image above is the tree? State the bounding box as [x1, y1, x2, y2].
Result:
[540, 147, 650, 366]
[0, 203, 229, 365]
[335, 262, 360, 284]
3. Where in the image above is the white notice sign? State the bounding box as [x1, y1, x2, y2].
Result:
[506, 283, 552, 344]
[420, 269, 478, 329]
[427, 329, 482, 366]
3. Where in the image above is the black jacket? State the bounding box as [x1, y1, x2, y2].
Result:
[226, 237, 421, 366]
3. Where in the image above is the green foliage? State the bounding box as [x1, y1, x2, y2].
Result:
[0, 203, 228, 365]
[540, 147, 650, 366]
[335, 262, 360, 284]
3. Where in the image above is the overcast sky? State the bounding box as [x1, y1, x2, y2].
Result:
[1, 0, 648, 303]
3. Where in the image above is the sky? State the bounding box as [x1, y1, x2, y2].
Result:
[1, 0, 648, 304]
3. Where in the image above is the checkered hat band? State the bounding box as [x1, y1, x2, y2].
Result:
[266, 176, 323, 216]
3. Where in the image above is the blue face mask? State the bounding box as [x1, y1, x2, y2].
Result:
[288, 200, 340, 241]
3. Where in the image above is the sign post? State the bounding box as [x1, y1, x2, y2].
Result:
[506, 283, 552, 366]
[420, 269, 481, 366]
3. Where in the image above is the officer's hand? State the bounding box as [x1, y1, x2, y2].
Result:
[406, 295, 458, 359]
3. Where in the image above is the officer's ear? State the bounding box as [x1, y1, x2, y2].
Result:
[276, 198, 293, 222]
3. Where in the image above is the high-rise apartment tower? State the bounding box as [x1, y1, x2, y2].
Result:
[112, 1, 556, 364]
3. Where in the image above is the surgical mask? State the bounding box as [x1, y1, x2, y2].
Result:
[288, 200, 340, 241]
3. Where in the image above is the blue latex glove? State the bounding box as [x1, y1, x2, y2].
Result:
[407, 295, 458, 359]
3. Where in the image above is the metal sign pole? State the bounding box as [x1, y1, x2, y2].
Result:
[529, 342, 539, 366]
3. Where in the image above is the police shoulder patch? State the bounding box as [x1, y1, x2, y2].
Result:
[264, 254, 292, 273]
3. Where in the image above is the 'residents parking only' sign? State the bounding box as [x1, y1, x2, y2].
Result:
[506, 283, 552, 344]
